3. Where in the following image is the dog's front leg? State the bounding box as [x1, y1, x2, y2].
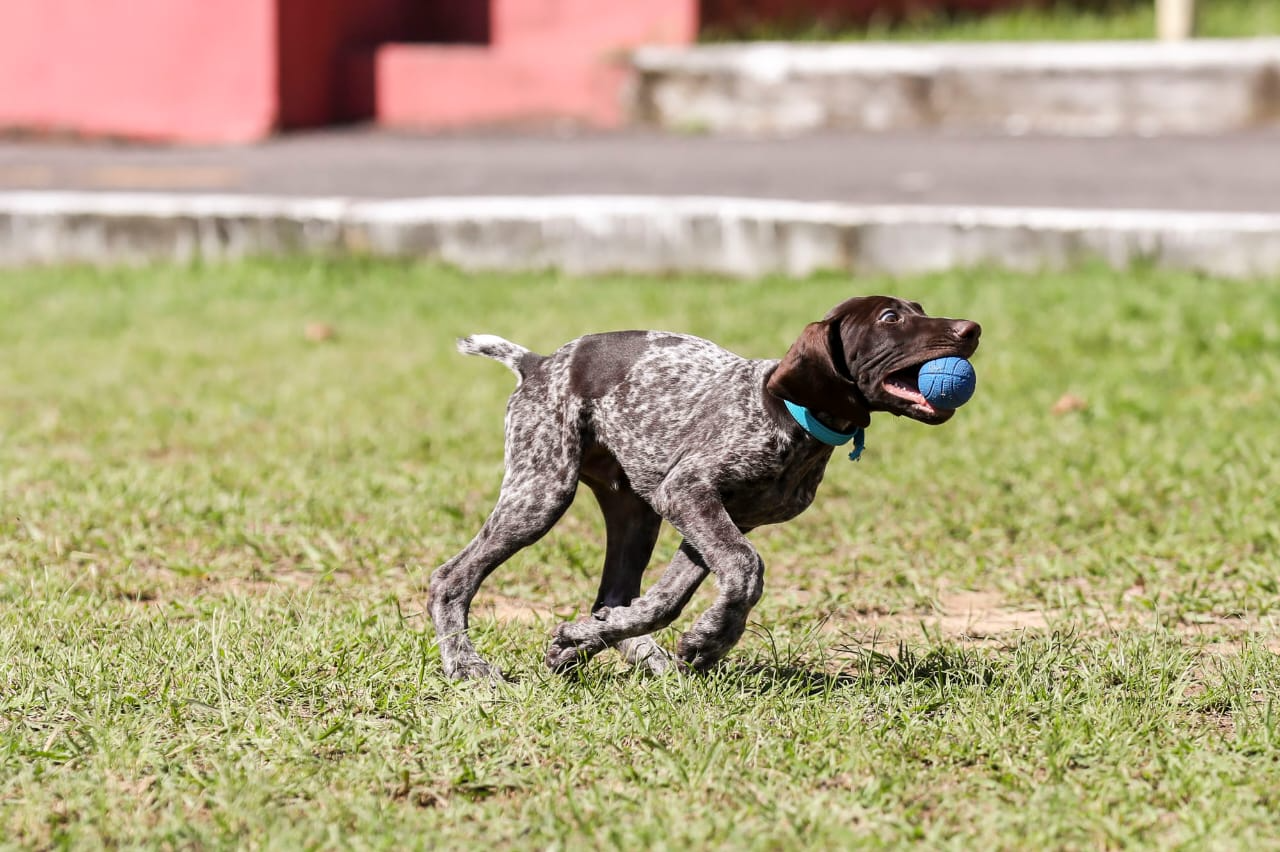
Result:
[652, 476, 765, 672]
[545, 541, 709, 673]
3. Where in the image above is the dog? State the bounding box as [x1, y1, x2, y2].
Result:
[429, 296, 980, 680]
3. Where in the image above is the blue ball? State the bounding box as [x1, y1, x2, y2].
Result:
[917, 357, 977, 408]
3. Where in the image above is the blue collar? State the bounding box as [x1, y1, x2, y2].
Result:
[783, 400, 865, 462]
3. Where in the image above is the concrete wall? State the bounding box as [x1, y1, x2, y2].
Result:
[0, 0, 432, 141]
[375, 0, 698, 128]
[0, 0, 279, 142]
[277, 0, 428, 128]
[5, 193, 1279, 280]
[0, 0, 699, 140]
[632, 40, 1280, 135]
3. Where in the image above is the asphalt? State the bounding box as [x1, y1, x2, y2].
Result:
[2, 126, 1279, 213]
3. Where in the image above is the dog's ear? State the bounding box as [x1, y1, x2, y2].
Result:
[767, 319, 870, 428]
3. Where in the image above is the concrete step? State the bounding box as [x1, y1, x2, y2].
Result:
[3, 192, 1278, 278]
[630, 38, 1280, 135]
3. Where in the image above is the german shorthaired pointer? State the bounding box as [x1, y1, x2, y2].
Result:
[430, 296, 981, 680]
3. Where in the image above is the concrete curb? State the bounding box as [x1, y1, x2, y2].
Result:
[630, 38, 1280, 135]
[2, 191, 1278, 278]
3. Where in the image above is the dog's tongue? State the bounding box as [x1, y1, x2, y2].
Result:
[883, 373, 938, 414]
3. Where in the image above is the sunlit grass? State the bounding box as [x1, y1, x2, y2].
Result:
[1, 258, 1278, 847]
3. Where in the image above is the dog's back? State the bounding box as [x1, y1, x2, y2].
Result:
[463, 330, 779, 492]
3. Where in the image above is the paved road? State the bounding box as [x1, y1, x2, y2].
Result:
[2, 127, 1278, 212]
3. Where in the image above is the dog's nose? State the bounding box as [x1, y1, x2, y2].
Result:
[951, 320, 981, 343]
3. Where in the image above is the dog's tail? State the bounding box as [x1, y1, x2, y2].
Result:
[457, 334, 536, 383]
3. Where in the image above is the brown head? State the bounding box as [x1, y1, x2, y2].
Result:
[766, 296, 981, 429]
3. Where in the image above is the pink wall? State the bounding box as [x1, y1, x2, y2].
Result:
[492, 0, 696, 49]
[0, 0, 279, 142]
[377, 0, 698, 128]
[0, 0, 625, 140]
[3, 0, 1030, 140]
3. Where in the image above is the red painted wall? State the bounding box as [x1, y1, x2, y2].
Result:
[0, 0, 432, 141]
[0, 0, 279, 142]
[276, 0, 433, 127]
[0, 0, 1048, 141]
[376, 0, 698, 128]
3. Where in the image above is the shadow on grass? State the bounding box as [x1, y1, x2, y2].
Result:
[724, 641, 999, 697]
[838, 641, 999, 688]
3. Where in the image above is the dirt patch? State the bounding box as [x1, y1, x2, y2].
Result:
[827, 585, 1280, 652]
[473, 594, 560, 624]
[929, 590, 1051, 639]
[93, 562, 326, 610]
[824, 588, 1055, 645]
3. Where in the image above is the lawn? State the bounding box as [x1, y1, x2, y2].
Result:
[1, 258, 1278, 848]
[703, 0, 1280, 42]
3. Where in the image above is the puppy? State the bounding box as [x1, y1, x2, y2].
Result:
[430, 296, 980, 680]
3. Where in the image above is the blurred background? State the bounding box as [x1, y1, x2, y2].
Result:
[1, 0, 1278, 276]
[0, 0, 1276, 141]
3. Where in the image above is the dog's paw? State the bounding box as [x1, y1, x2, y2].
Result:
[545, 622, 608, 673]
[444, 656, 510, 684]
[676, 632, 730, 673]
[617, 635, 678, 675]
[544, 640, 585, 673]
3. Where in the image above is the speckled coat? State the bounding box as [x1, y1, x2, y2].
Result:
[429, 296, 981, 681]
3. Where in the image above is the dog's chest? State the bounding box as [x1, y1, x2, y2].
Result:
[718, 441, 832, 529]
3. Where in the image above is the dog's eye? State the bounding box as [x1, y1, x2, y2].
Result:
[879, 309, 901, 323]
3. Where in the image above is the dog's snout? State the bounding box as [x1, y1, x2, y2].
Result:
[951, 320, 981, 343]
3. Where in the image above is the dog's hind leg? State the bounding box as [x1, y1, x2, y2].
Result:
[429, 393, 580, 681]
[583, 481, 669, 672]
[588, 483, 662, 613]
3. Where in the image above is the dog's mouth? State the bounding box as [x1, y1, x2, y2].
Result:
[877, 360, 955, 424]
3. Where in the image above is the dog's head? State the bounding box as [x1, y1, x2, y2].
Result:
[767, 296, 981, 428]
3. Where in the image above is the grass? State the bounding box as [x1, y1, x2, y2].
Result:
[702, 0, 1280, 42]
[1, 257, 1279, 848]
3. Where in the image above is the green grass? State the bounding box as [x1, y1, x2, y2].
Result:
[703, 0, 1280, 42]
[1, 258, 1279, 848]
